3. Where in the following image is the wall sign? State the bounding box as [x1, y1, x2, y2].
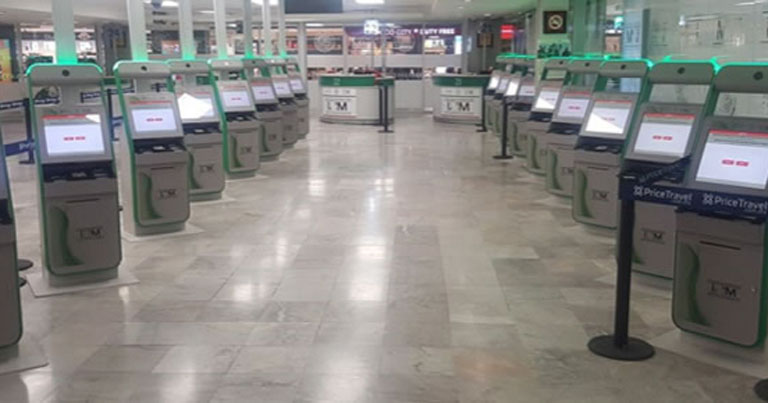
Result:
[500, 24, 516, 40]
[543, 11, 568, 34]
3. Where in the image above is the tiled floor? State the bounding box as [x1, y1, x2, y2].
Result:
[0, 114, 761, 402]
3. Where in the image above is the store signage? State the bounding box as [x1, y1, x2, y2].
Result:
[500, 25, 516, 40]
[364, 19, 380, 36]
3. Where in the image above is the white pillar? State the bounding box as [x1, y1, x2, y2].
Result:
[213, 0, 229, 59]
[262, 0, 273, 56]
[178, 0, 195, 59]
[52, 0, 77, 63]
[298, 22, 308, 76]
[243, 0, 254, 58]
[277, 0, 287, 56]
[126, 0, 148, 61]
[461, 19, 469, 73]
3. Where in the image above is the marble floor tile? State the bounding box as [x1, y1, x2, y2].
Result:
[78, 345, 170, 372]
[152, 346, 241, 374]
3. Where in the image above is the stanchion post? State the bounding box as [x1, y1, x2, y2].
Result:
[379, 85, 393, 134]
[587, 196, 655, 361]
[477, 94, 488, 132]
[493, 100, 512, 160]
[107, 89, 116, 141]
[19, 99, 34, 165]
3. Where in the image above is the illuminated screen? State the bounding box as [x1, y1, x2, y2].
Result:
[43, 114, 105, 156]
[496, 78, 510, 94]
[222, 90, 252, 109]
[177, 93, 215, 122]
[504, 79, 521, 97]
[696, 129, 768, 190]
[487, 76, 500, 90]
[273, 81, 292, 97]
[583, 100, 633, 138]
[290, 78, 305, 92]
[252, 85, 277, 102]
[555, 96, 590, 120]
[633, 113, 695, 157]
[534, 88, 560, 111]
[519, 85, 536, 97]
[132, 108, 178, 133]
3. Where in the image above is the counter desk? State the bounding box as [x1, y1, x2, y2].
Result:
[320, 75, 394, 125]
[431, 74, 489, 124]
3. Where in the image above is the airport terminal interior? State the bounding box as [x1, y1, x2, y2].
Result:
[2, 0, 768, 402]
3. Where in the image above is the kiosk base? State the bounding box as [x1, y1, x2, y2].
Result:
[29, 269, 137, 297]
[588, 335, 655, 361]
[754, 380, 768, 401]
[0, 336, 48, 376]
[129, 222, 186, 237]
[227, 171, 257, 180]
[190, 192, 223, 202]
[17, 259, 33, 271]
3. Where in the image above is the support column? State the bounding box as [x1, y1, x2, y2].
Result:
[179, 0, 195, 59]
[277, 0, 287, 56]
[262, 0, 273, 56]
[213, 0, 229, 59]
[298, 22, 308, 76]
[571, 0, 606, 55]
[52, 0, 77, 64]
[243, 0, 254, 58]
[461, 19, 469, 73]
[126, 0, 148, 61]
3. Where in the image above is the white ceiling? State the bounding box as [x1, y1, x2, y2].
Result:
[0, 0, 535, 26]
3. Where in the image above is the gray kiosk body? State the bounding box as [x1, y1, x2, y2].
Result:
[545, 60, 601, 197]
[243, 58, 284, 160]
[491, 73, 516, 138]
[115, 61, 190, 236]
[524, 59, 569, 175]
[622, 62, 715, 278]
[507, 76, 537, 157]
[572, 61, 649, 230]
[29, 64, 122, 283]
[0, 132, 21, 347]
[268, 58, 299, 147]
[484, 72, 502, 130]
[672, 64, 768, 346]
[210, 59, 262, 177]
[286, 58, 310, 139]
[169, 60, 225, 201]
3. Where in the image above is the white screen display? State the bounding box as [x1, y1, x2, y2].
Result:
[496, 78, 510, 94]
[222, 90, 252, 109]
[487, 76, 500, 90]
[132, 108, 178, 133]
[556, 96, 590, 120]
[633, 113, 695, 157]
[290, 79, 304, 92]
[696, 129, 768, 189]
[43, 114, 105, 156]
[519, 85, 536, 97]
[504, 79, 521, 97]
[583, 100, 633, 138]
[252, 85, 277, 102]
[177, 92, 215, 122]
[534, 88, 560, 111]
[273, 81, 292, 97]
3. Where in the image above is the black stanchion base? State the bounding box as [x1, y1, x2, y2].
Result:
[18, 159, 34, 165]
[476, 128, 488, 133]
[754, 379, 768, 401]
[493, 155, 513, 160]
[378, 129, 394, 133]
[18, 259, 33, 271]
[588, 335, 655, 361]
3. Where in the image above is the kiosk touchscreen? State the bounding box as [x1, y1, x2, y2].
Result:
[0, 128, 21, 347]
[169, 60, 226, 201]
[543, 59, 602, 195]
[115, 61, 190, 236]
[209, 59, 262, 177]
[523, 58, 570, 175]
[28, 64, 123, 282]
[572, 60, 651, 229]
[621, 61, 716, 278]
[268, 58, 300, 148]
[672, 64, 768, 346]
[286, 57, 310, 139]
[243, 57, 284, 160]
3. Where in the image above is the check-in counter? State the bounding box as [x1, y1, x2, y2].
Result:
[319, 75, 394, 125]
[432, 74, 489, 124]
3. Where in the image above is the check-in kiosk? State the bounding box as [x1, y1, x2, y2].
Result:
[545, 59, 601, 196]
[572, 60, 651, 229]
[621, 60, 717, 278]
[671, 63, 768, 346]
[523, 58, 569, 174]
[168, 60, 225, 201]
[115, 61, 190, 236]
[491, 57, 526, 139]
[507, 65, 538, 157]
[28, 63, 122, 282]
[209, 59, 262, 177]
[0, 128, 21, 347]
[485, 55, 514, 134]
[267, 58, 300, 147]
[285, 57, 310, 139]
[243, 57, 284, 160]
[483, 70, 503, 131]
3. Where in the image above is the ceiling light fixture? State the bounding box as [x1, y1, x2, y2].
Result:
[306, 23, 325, 27]
[252, 0, 279, 5]
[355, 0, 385, 4]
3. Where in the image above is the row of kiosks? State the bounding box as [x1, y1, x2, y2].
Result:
[242, 58, 284, 159]
[488, 56, 519, 138]
[523, 58, 569, 175]
[505, 63, 538, 157]
[286, 57, 310, 139]
[267, 58, 300, 147]
[544, 59, 602, 197]
[169, 60, 226, 201]
[483, 55, 513, 133]
[0, 129, 20, 347]
[492, 57, 535, 146]
[572, 60, 651, 229]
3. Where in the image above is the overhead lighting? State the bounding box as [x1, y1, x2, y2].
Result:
[144, 0, 179, 7]
[198, 10, 215, 14]
[306, 23, 325, 27]
[252, 0, 279, 5]
[356, 0, 385, 4]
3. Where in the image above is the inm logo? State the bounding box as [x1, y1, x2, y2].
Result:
[457, 102, 471, 112]
[641, 229, 665, 244]
[707, 280, 740, 301]
[591, 190, 609, 201]
[77, 226, 103, 240]
[199, 164, 215, 173]
[158, 188, 178, 200]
